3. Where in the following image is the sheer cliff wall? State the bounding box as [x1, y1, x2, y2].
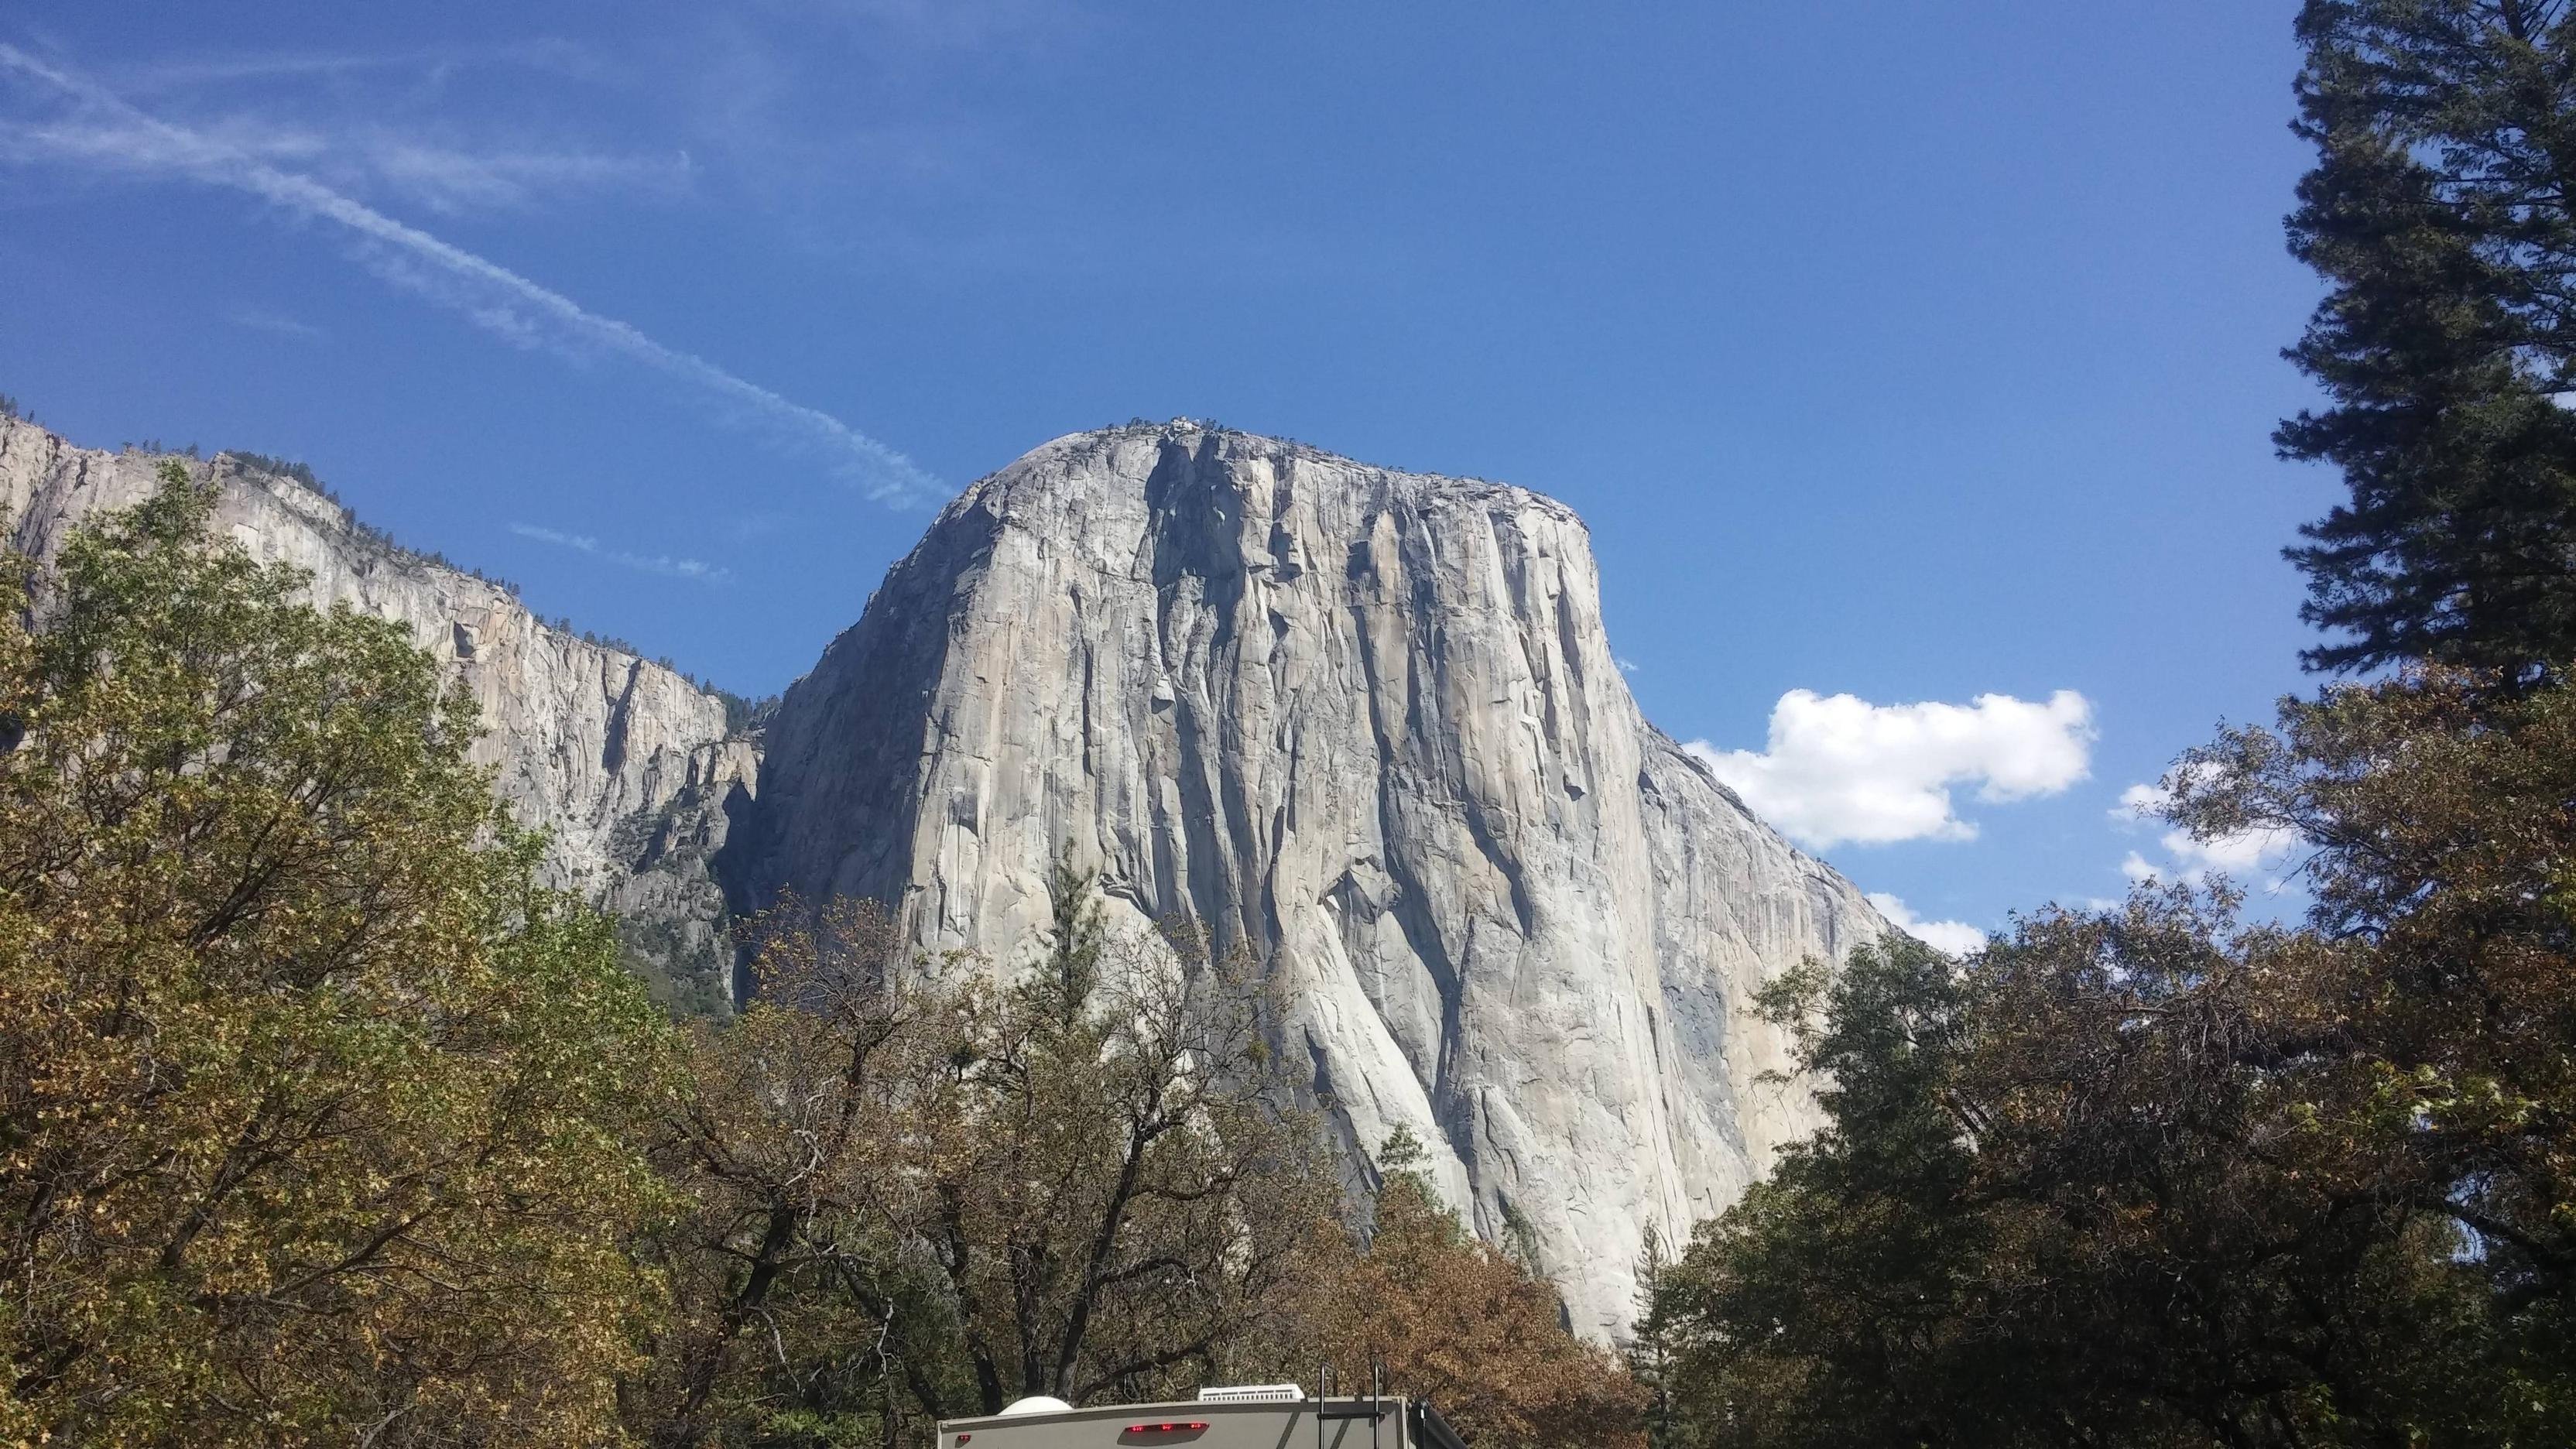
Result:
[731, 423, 1887, 1338]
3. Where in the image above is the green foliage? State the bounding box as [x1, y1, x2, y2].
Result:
[1655, 728, 2576, 1447]
[223, 449, 327, 493]
[618, 913, 738, 1019]
[1627, 1225, 1679, 1449]
[2168, 667, 2576, 1387]
[1043, 848, 1106, 1017]
[715, 687, 779, 735]
[2280, 1, 2576, 676]
[1375, 1122, 1428, 1174]
[1653, 936, 2002, 1449]
[0, 468, 681, 1446]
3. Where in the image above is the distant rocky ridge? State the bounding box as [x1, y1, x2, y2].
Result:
[0, 413, 1889, 1341]
[0, 417, 754, 1015]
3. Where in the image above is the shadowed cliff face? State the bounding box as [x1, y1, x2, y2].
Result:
[0, 419, 756, 1013]
[729, 421, 1887, 1340]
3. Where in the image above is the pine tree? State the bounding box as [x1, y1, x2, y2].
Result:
[1043, 849, 1105, 1017]
[1627, 1226, 1678, 1449]
[2279, 1, 2576, 677]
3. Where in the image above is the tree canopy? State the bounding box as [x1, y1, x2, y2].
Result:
[1650, 847, 2576, 1445]
[639, 889, 1646, 1448]
[0, 470, 680, 1447]
[1290, 1128, 1648, 1449]
[2280, 0, 2576, 674]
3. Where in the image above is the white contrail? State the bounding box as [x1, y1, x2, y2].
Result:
[0, 43, 940, 507]
[509, 522, 731, 583]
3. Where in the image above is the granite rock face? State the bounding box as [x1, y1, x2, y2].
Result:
[0, 418, 755, 1012]
[4, 413, 1889, 1338]
[733, 422, 1888, 1339]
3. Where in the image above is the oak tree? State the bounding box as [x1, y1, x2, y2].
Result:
[1288, 1128, 1648, 1449]
[0, 470, 679, 1447]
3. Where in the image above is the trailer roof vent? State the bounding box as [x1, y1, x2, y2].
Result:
[1197, 1384, 1301, 1403]
[999, 1396, 1074, 1416]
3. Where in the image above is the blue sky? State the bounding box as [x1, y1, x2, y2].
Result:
[0, 2, 2331, 945]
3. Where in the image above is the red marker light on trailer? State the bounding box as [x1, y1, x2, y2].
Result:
[1122, 1423, 1208, 1434]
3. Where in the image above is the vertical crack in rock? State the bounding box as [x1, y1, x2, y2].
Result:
[602, 657, 643, 779]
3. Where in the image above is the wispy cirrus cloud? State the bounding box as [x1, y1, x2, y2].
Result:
[66, 43, 683, 218]
[227, 303, 323, 339]
[509, 522, 731, 583]
[0, 43, 938, 507]
[774, 0, 1085, 53]
[111, 113, 697, 215]
[115, 39, 605, 92]
[358, 137, 693, 214]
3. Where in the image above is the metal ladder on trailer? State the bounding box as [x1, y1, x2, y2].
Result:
[1312, 1362, 1466, 1449]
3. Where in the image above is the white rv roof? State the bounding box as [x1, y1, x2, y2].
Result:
[938, 1395, 1412, 1449]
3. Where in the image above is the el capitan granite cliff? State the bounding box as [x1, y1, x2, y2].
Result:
[2, 413, 1887, 1338]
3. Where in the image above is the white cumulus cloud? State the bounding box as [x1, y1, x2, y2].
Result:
[1865, 892, 1987, 956]
[1683, 689, 2095, 849]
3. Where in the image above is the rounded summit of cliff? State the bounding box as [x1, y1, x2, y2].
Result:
[931, 418, 1588, 541]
